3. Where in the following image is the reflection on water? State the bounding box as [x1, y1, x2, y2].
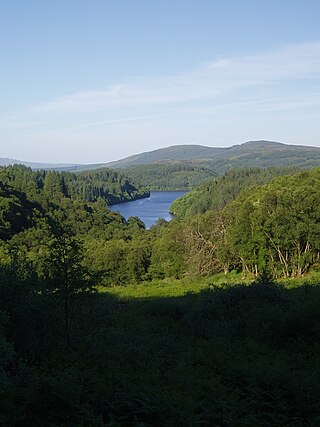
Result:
[109, 191, 186, 229]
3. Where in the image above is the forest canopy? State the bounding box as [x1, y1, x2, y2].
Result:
[1, 164, 320, 286]
[0, 164, 149, 205]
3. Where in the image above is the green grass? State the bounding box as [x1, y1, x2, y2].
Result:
[6, 271, 320, 425]
[100, 270, 320, 300]
[93, 277, 320, 425]
[101, 278, 208, 299]
[100, 271, 253, 299]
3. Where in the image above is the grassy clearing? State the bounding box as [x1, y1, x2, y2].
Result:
[93, 277, 320, 425]
[100, 278, 209, 299]
[100, 270, 320, 299]
[5, 270, 319, 425]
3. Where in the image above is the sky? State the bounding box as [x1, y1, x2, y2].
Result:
[0, 0, 320, 164]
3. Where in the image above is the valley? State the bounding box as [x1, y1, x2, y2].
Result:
[1, 147, 320, 425]
[2, 1, 320, 424]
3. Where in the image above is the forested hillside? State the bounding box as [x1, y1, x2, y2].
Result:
[116, 163, 217, 190]
[4, 140, 320, 178]
[170, 166, 300, 217]
[0, 165, 149, 205]
[104, 141, 320, 190]
[3, 164, 318, 282]
[1, 165, 320, 424]
[105, 140, 320, 171]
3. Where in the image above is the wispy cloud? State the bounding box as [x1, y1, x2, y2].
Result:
[30, 41, 320, 116]
[1, 40, 320, 163]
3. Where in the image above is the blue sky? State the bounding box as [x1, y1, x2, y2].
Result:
[1, 0, 320, 163]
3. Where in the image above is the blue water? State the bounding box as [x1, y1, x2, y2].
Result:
[109, 191, 186, 229]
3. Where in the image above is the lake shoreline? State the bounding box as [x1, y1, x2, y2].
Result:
[109, 190, 187, 229]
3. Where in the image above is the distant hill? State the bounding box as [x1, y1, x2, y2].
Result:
[105, 140, 320, 171]
[206, 140, 320, 173]
[0, 158, 116, 173]
[0, 158, 78, 169]
[2, 141, 320, 177]
[105, 145, 225, 168]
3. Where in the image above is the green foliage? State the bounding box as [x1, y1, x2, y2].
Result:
[2, 164, 320, 285]
[118, 162, 216, 190]
[0, 181, 40, 240]
[171, 166, 300, 217]
[0, 164, 149, 205]
[226, 168, 320, 277]
[72, 168, 150, 203]
[149, 220, 186, 279]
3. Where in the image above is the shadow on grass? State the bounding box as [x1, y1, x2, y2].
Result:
[5, 280, 320, 426]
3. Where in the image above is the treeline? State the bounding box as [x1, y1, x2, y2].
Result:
[0, 165, 151, 285]
[95, 166, 320, 281]
[179, 170, 320, 277]
[2, 165, 320, 285]
[0, 164, 149, 206]
[170, 166, 300, 217]
[116, 162, 216, 190]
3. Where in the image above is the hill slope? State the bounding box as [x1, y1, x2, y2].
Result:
[116, 163, 217, 190]
[105, 140, 320, 171]
[0, 157, 78, 169]
[105, 144, 225, 168]
[2, 141, 320, 176]
[170, 166, 300, 217]
[0, 165, 150, 206]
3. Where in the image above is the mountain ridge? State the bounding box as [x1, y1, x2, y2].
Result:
[0, 157, 78, 169]
[103, 140, 320, 171]
[2, 140, 320, 172]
